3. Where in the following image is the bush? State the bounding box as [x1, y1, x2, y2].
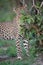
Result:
[20, 1, 43, 57]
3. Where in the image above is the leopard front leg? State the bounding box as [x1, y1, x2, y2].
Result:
[16, 35, 22, 60]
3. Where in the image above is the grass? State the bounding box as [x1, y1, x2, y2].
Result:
[0, 39, 27, 57]
[0, 39, 16, 47]
[0, 40, 37, 65]
[0, 39, 17, 57]
[0, 46, 17, 57]
[0, 48, 4, 55]
[6, 46, 17, 57]
[0, 10, 16, 22]
[0, 57, 36, 65]
[0, 40, 36, 65]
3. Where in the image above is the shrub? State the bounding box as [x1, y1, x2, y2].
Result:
[20, 1, 43, 57]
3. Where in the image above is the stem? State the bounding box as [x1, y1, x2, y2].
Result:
[40, 1, 43, 8]
[23, 0, 25, 6]
[33, 0, 35, 6]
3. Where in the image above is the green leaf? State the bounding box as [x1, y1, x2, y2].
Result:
[27, 19, 31, 24]
[29, 39, 37, 45]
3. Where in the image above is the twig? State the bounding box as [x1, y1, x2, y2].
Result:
[40, 1, 43, 8]
[29, 0, 39, 14]
[31, 24, 42, 45]
[33, 0, 35, 6]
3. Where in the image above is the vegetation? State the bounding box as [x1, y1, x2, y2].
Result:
[0, 39, 16, 47]
[20, 0, 43, 57]
[0, 58, 36, 65]
[0, 0, 43, 65]
[7, 46, 17, 57]
[0, 40, 17, 57]
[0, 11, 16, 22]
[0, 0, 16, 22]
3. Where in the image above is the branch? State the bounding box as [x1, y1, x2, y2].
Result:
[29, 0, 39, 14]
[33, 0, 35, 6]
[31, 24, 42, 45]
[40, 1, 43, 8]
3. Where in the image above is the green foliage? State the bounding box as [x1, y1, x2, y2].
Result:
[0, 61, 12, 65]
[6, 46, 17, 57]
[0, 59, 35, 65]
[0, 39, 17, 56]
[0, 48, 4, 55]
[0, 0, 16, 22]
[0, 0, 11, 10]
[20, 15, 34, 24]
[0, 39, 16, 47]
[0, 10, 16, 22]
[20, 10, 27, 15]
[0, 0, 43, 65]
[20, 1, 43, 58]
